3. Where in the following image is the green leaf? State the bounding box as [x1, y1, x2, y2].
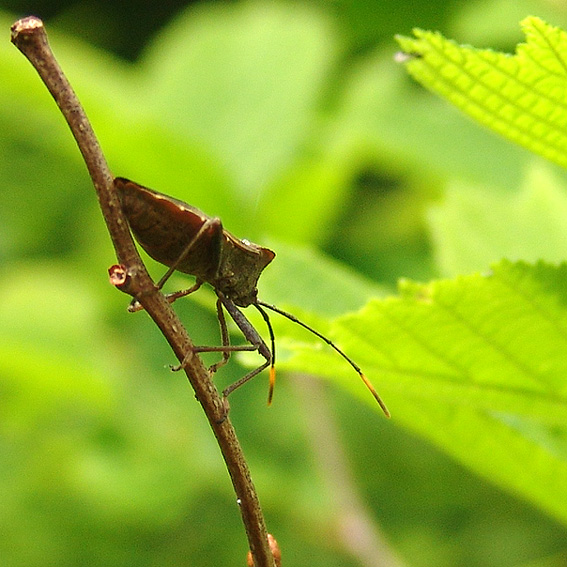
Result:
[283, 260, 567, 524]
[396, 17, 567, 169]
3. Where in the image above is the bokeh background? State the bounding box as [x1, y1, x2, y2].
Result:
[2, 1, 567, 566]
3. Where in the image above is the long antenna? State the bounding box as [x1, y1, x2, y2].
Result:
[256, 300, 390, 418]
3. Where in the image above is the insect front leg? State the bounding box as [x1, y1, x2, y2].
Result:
[217, 294, 274, 401]
[197, 297, 235, 374]
[171, 295, 276, 405]
[208, 297, 231, 374]
[172, 296, 263, 373]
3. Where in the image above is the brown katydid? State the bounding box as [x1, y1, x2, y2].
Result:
[115, 177, 389, 417]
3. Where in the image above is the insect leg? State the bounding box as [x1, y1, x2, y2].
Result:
[128, 280, 203, 313]
[155, 217, 222, 291]
[172, 292, 276, 404]
[128, 217, 223, 312]
[217, 293, 274, 401]
[208, 297, 231, 373]
[172, 296, 263, 373]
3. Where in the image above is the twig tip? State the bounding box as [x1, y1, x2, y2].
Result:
[11, 15, 44, 43]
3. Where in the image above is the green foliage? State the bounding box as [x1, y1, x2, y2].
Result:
[396, 16, 567, 170]
[4, 2, 567, 567]
[276, 207, 567, 525]
[342, 262, 567, 523]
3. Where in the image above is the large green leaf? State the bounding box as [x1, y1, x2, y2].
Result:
[376, 25, 567, 522]
[396, 17, 567, 169]
[279, 260, 567, 524]
[239, 234, 567, 528]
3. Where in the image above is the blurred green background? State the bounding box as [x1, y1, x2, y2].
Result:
[2, 0, 567, 566]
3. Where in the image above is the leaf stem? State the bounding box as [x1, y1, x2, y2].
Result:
[10, 16, 275, 567]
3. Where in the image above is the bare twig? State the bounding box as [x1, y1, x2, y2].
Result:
[10, 16, 275, 567]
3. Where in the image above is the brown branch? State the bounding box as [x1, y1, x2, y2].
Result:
[10, 16, 275, 567]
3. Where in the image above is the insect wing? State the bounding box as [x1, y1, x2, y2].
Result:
[115, 177, 221, 280]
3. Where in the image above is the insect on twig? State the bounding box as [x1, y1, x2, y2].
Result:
[115, 177, 389, 417]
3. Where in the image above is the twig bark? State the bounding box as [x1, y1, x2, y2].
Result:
[10, 16, 275, 567]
